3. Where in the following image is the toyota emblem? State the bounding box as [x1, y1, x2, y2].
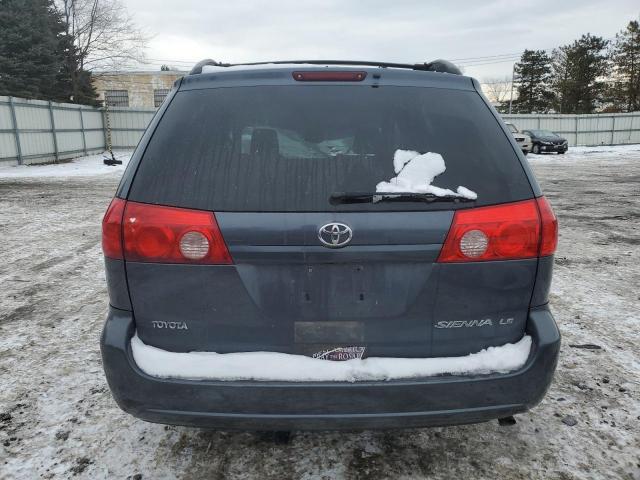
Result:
[318, 222, 353, 248]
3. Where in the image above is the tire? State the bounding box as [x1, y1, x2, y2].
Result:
[557, 151, 565, 155]
[523, 150, 528, 156]
[532, 144, 540, 154]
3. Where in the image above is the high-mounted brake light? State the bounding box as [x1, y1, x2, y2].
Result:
[437, 198, 557, 263]
[102, 198, 126, 259]
[121, 202, 232, 264]
[292, 71, 367, 82]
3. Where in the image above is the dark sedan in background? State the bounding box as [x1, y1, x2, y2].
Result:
[523, 129, 569, 154]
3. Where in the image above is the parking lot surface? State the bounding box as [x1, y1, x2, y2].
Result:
[0, 147, 639, 479]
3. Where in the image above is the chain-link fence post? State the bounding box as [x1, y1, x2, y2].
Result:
[79, 106, 87, 155]
[48, 101, 59, 163]
[8, 96, 23, 165]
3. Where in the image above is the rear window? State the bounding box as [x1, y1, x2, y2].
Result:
[128, 85, 532, 211]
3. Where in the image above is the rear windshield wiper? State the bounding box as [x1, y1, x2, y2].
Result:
[330, 192, 475, 205]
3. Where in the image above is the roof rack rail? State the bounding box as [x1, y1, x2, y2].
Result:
[189, 59, 225, 75]
[188, 59, 462, 75]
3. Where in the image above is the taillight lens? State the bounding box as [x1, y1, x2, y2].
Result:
[438, 198, 557, 263]
[179, 231, 210, 260]
[536, 196, 558, 256]
[102, 198, 126, 259]
[459, 229, 489, 258]
[122, 202, 232, 264]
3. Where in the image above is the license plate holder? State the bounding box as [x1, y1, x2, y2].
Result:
[312, 346, 366, 361]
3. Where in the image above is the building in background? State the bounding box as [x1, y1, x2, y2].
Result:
[92, 70, 185, 108]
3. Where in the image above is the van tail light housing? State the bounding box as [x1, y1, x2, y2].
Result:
[102, 198, 126, 259]
[437, 197, 557, 263]
[536, 196, 558, 256]
[101, 199, 232, 264]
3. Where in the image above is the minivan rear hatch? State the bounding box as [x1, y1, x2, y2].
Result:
[122, 74, 537, 358]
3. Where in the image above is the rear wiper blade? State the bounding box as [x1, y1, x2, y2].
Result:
[329, 192, 475, 205]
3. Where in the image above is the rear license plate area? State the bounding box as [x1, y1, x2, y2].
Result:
[294, 321, 366, 360]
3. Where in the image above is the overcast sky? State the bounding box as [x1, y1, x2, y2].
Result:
[126, 0, 639, 81]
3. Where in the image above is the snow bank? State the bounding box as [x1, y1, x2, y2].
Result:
[131, 334, 531, 382]
[376, 150, 477, 200]
[528, 144, 640, 163]
[0, 151, 132, 178]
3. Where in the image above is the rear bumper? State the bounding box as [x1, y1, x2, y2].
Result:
[100, 306, 560, 430]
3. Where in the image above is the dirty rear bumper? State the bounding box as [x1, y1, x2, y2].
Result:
[100, 306, 560, 430]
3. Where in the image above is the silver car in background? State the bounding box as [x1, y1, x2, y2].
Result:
[506, 122, 532, 155]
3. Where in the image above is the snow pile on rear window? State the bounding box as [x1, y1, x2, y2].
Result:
[131, 335, 531, 382]
[376, 149, 477, 200]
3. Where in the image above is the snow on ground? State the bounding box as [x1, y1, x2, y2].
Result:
[132, 334, 532, 382]
[0, 151, 132, 178]
[0, 145, 639, 479]
[527, 143, 640, 163]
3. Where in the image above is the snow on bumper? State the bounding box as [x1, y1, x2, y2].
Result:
[130, 334, 532, 382]
[101, 306, 559, 429]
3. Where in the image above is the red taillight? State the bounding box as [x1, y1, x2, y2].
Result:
[292, 71, 367, 82]
[437, 198, 557, 263]
[122, 202, 232, 264]
[536, 196, 558, 256]
[102, 198, 126, 259]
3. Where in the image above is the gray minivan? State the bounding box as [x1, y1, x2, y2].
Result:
[100, 60, 560, 430]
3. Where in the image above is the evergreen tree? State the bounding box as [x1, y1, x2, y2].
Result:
[72, 70, 100, 106]
[550, 46, 572, 113]
[0, 0, 98, 104]
[57, 32, 100, 106]
[551, 34, 609, 114]
[513, 50, 554, 113]
[0, 0, 67, 99]
[609, 20, 640, 112]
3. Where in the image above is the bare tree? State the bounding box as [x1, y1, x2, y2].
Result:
[481, 76, 513, 106]
[58, 0, 148, 71]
